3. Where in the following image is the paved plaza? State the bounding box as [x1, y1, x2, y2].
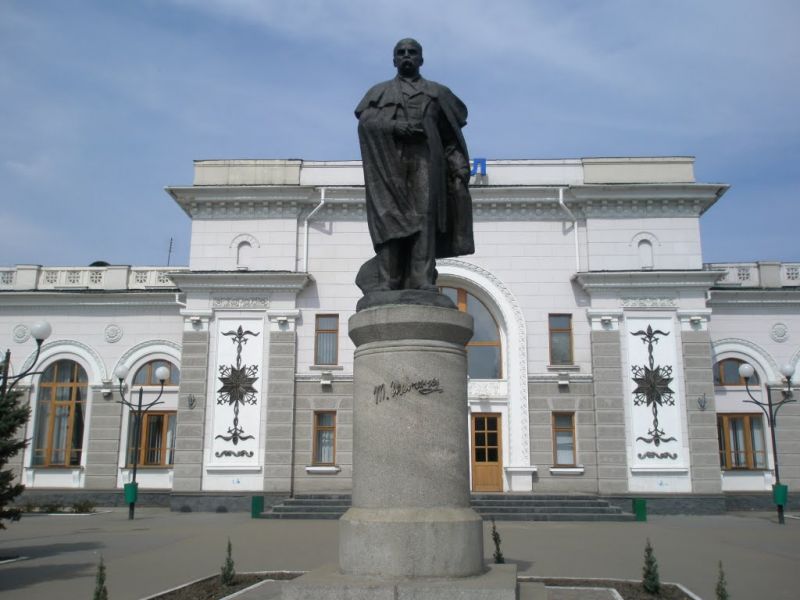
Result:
[0, 508, 797, 599]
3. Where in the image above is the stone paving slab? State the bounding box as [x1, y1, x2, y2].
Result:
[0, 508, 797, 599]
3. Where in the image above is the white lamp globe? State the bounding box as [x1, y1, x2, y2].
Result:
[154, 365, 171, 383]
[114, 364, 130, 381]
[30, 321, 52, 342]
[738, 363, 755, 380]
[780, 363, 795, 379]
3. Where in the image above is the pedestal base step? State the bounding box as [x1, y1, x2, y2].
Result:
[281, 563, 529, 600]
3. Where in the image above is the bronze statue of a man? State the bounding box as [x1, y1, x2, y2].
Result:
[355, 39, 474, 298]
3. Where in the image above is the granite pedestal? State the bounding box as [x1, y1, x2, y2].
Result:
[282, 304, 518, 599]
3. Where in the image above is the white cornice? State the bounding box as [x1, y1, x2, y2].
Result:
[573, 270, 723, 292]
[166, 182, 728, 220]
[708, 289, 800, 306]
[169, 271, 311, 292]
[0, 291, 179, 308]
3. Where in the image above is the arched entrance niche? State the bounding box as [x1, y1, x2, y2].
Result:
[437, 259, 534, 491]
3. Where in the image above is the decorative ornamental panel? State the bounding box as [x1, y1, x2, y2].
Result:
[626, 318, 684, 466]
[210, 319, 264, 464]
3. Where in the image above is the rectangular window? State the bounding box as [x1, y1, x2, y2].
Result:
[127, 411, 177, 467]
[313, 411, 336, 465]
[717, 414, 767, 470]
[552, 412, 576, 466]
[314, 314, 339, 365]
[549, 314, 573, 365]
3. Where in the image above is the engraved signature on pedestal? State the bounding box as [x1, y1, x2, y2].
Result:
[373, 378, 444, 404]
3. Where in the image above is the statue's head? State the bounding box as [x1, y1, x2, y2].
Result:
[393, 38, 423, 77]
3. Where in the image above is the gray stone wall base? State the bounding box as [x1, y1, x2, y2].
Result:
[282, 563, 521, 600]
[724, 492, 800, 512]
[169, 492, 287, 513]
[605, 494, 726, 515]
[14, 489, 289, 513]
[14, 489, 170, 508]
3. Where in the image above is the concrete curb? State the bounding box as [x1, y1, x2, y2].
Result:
[518, 576, 704, 600]
[140, 571, 305, 600]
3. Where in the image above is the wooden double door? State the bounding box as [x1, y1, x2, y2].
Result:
[471, 412, 503, 492]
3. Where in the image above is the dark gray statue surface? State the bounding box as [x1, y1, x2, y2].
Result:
[355, 39, 474, 309]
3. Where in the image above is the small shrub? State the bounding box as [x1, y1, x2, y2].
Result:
[490, 517, 505, 564]
[93, 555, 109, 600]
[220, 538, 236, 586]
[716, 560, 729, 600]
[72, 499, 95, 514]
[42, 503, 63, 514]
[642, 538, 661, 595]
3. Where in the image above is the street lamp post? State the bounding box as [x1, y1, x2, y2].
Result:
[739, 362, 795, 525]
[114, 363, 170, 520]
[0, 321, 53, 402]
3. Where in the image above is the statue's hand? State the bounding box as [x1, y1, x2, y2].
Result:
[394, 121, 426, 140]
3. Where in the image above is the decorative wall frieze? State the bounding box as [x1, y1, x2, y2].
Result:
[212, 297, 270, 309]
[622, 297, 677, 309]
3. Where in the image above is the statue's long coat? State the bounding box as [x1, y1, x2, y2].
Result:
[355, 77, 475, 258]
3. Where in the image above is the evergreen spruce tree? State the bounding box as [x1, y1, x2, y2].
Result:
[93, 555, 109, 600]
[716, 560, 729, 600]
[491, 517, 505, 564]
[642, 538, 661, 595]
[220, 538, 236, 586]
[0, 387, 30, 529]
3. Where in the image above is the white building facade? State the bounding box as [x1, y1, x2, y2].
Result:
[2, 157, 798, 512]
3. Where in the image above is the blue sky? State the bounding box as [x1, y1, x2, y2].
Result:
[1, 0, 798, 267]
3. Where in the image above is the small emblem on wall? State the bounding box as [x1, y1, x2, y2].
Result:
[12, 324, 30, 343]
[104, 324, 123, 343]
[770, 322, 789, 343]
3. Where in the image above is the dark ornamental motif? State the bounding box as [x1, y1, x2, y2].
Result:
[215, 325, 260, 458]
[631, 325, 677, 460]
[373, 378, 444, 405]
[216, 449, 253, 458]
[639, 451, 678, 460]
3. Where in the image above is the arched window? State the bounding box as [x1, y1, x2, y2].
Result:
[714, 358, 759, 386]
[638, 240, 654, 269]
[132, 360, 180, 386]
[237, 241, 254, 269]
[32, 359, 88, 466]
[441, 286, 502, 379]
